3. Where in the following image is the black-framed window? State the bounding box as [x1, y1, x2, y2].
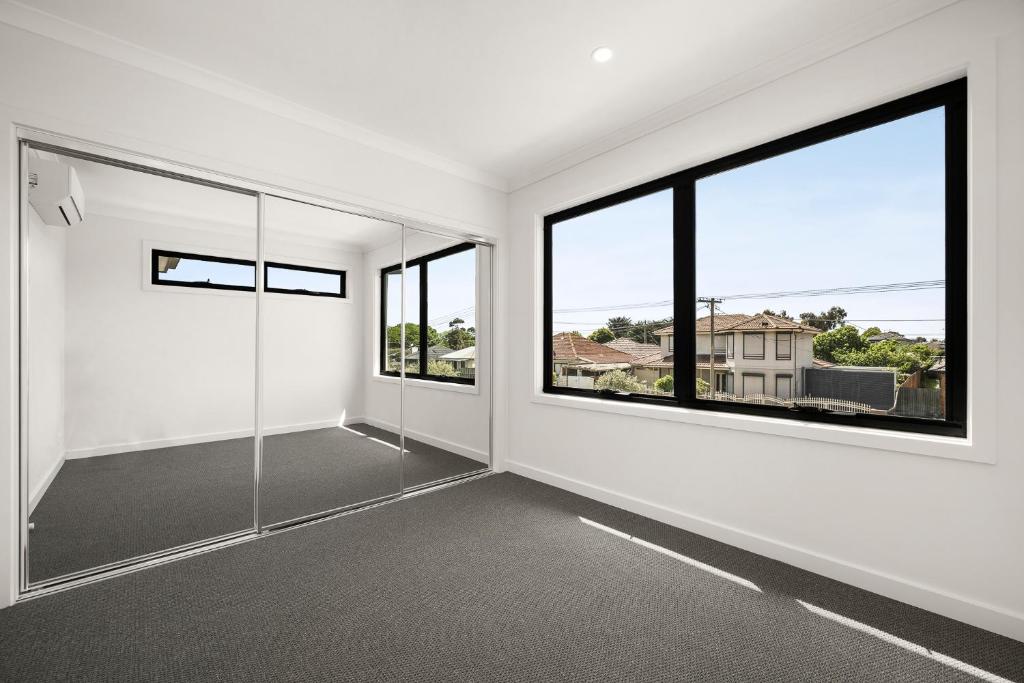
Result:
[776, 332, 793, 360]
[542, 78, 967, 437]
[743, 333, 765, 360]
[151, 249, 346, 298]
[151, 249, 256, 292]
[265, 261, 346, 298]
[380, 242, 477, 385]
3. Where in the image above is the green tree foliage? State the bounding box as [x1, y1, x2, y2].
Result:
[800, 306, 848, 331]
[812, 325, 866, 362]
[595, 370, 645, 393]
[607, 316, 633, 338]
[386, 323, 440, 351]
[860, 326, 882, 341]
[696, 377, 711, 396]
[833, 341, 935, 375]
[426, 359, 457, 377]
[762, 309, 793, 320]
[442, 318, 475, 350]
[588, 327, 615, 343]
[654, 375, 674, 393]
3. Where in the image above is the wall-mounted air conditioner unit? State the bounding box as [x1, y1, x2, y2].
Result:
[28, 158, 85, 227]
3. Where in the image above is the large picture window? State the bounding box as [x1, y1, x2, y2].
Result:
[380, 243, 477, 385]
[543, 79, 966, 437]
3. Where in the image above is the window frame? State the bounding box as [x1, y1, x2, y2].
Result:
[542, 78, 967, 438]
[379, 241, 478, 386]
[150, 248, 256, 293]
[264, 261, 347, 298]
[776, 332, 793, 361]
[742, 332, 765, 360]
[776, 373, 793, 399]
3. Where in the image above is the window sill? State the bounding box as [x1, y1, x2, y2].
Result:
[373, 374, 480, 395]
[531, 391, 987, 464]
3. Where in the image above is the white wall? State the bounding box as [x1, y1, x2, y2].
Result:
[0, 22, 505, 606]
[25, 206, 64, 510]
[362, 231, 491, 463]
[506, 0, 1024, 641]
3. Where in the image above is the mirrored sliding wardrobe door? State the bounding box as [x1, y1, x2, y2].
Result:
[399, 227, 491, 490]
[259, 197, 403, 527]
[23, 145, 258, 584]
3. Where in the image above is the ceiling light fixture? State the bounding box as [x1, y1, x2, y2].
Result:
[591, 46, 614, 64]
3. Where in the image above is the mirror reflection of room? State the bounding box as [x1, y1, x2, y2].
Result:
[258, 197, 404, 527]
[25, 149, 258, 583]
[371, 228, 491, 490]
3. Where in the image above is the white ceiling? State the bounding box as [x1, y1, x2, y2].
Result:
[13, 0, 953, 190]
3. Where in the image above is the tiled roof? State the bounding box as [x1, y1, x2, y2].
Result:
[552, 333, 634, 364]
[929, 356, 946, 373]
[633, 352, 728, 369]
[407, 345, 453, 360]
[603, 338, 662, 358]
[657, 313, 819, 336]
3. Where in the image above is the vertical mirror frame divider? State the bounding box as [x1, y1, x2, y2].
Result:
[13, 126, 496, 602]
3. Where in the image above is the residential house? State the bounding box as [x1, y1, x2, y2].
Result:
[602, 338, 661, 359]
[866, 330, 912, 344]
[552, 332, 633, 389]
[439, 346, 476, 377]
[635, 313, 819, 398]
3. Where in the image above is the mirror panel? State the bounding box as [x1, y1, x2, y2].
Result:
[399, 227, 491, 490]
[24, 148, 258, 583]
[259, 197, 402, 526]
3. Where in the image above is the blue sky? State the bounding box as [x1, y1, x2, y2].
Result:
[552, 106, 946, 340]
[385, 248, 477, 334]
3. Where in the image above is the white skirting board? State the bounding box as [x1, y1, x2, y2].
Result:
[352, 416, 489, 465]
[505, 459, 1024, 644]
[64, 420, 340, 459]
[28, 454, 65, 514]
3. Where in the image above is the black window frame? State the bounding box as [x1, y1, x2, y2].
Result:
[742, 332, 765, 360]
[151, 249, 256, 293]
[151, 249, 347, 299]
[264, 261, 346, 298]
[776, 332, 793, 361]
[379, 242, 477, 386]
[542, 78, 967, 438]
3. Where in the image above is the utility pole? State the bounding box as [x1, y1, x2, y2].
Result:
[697, 297, 723, 398]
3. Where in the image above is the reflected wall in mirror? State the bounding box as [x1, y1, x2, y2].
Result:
[396, 227, 491, 489]
[259, 197, 403, 527]
[24, 147, 258, 583]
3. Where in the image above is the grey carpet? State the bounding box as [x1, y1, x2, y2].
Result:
[28, 424, 484, 582]
[4, 473, 1022, 682]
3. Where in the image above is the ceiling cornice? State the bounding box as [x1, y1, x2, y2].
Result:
[0, 0, 509, 192]
[507, 0, 961, 192]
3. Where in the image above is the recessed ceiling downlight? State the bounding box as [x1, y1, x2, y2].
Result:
[591, 46, 614, 63]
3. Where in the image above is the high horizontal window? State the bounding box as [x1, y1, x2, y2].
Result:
[151, 249, 346, 298]
[152, 249, 255, 292]
[265, 262, 346, 298]
[380, 243, 477, 385]
[543, 78, 966, 437]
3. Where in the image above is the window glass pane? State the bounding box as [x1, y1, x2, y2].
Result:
[696, 107, 946, 418]
[155, 253, 254, 289]
[551, 189, 674, 396]
[266, 265, 343, 296]
[384, 265, 418, 374]
[426, 248, 476, 381]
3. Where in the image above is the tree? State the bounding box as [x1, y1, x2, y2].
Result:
[627, 317, 672, 344]
[654, 375, 674, 394]
[800, 306, 848, 331]
[426, 359, 457, 377]
[812, 325, 866, 363]
[762, 309, 793, 320]
[595, 370, 645, 393]
[442, 318, 474, 351]
[386, 323, 440, 352]
[833, 340, 935, 375]
[607, 316, 633, 338]
[860, 326, 882, 341]
[588, 327, 615, 343]
[696, 377, 711, 396]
